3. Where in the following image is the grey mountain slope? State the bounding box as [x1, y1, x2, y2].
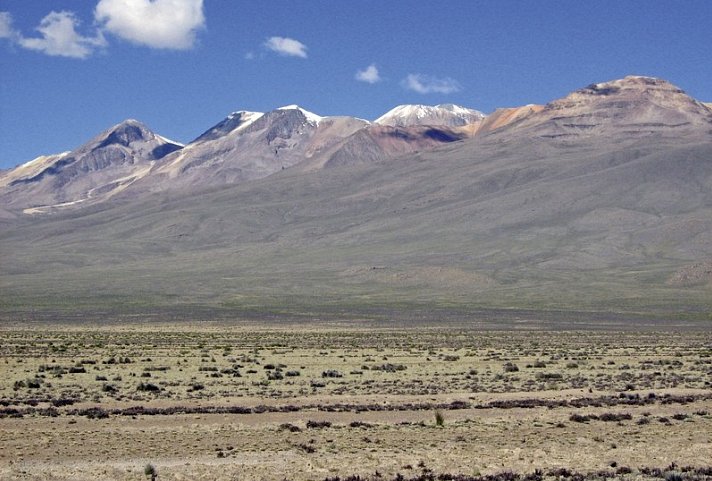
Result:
[2, 130, 712, 316]
[0, 106, 477, 213]
[109, 107, 470, 195]
[0, 120, 181, 214]
[131, 107, 369, 193]
[2, 76, 711, 319]
[296, 124, 471, 171]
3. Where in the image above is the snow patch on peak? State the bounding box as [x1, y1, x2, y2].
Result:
[374, 103, 485, 127]
[114, 118, 144, 129]
[25, 151, 70, 167]
[437, 103, 483, 116]
[276, 105, 324, 125]
[156, 134, 184, 147]
[228, 110, 264, 120]
[228, 111, 264, 132]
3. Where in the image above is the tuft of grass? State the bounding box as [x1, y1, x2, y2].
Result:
[435, 409, 445, 427]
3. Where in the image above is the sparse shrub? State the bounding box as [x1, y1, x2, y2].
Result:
[144, 463, 157, 481]
[570, 413, 596, 423]
[599, 412, 632, 422]
[321, 369, 343, 378]
[306, 420, 332, 429]
[665, 472, 684, 481]
[296, 442, 315, 453]
[137, 382, 160, 392]
[435, 410, 444, 427]
[279, 423, 302, 432]
[503, 362, 519, 373]
[83, 407, 109, 419]
[372, 363, 407, 372]
[349, 421, 374, 428]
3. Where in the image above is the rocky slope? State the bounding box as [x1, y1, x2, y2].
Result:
[0, 119, 182, 214]
[482, 76, 712, 140]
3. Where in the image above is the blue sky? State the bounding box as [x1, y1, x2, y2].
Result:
[1, 0, 711, 169]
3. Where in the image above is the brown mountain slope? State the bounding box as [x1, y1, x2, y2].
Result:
[483, 76, 712, 140]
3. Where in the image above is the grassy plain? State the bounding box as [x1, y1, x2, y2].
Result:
[1, 325, 711, 481]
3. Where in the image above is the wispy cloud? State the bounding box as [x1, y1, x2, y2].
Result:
[355, 64, 381, 84]
[94, 0, 205, 50]
[17, 11, 106, 59]
[264, 36, 307, 58]
[402, 73, 462, 94]
[0, 11, 18, 39]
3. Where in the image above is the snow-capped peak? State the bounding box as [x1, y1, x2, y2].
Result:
[374, 104, 485, 127]
[227, 111, 264, 132]
[276, 105, 324, 125]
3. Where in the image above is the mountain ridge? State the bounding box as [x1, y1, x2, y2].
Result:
[6, 76, 709, 216]
[2, 75, 712, 320]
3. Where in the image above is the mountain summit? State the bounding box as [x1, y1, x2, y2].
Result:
[0, 119, 182, 213]
[374, 104, 485, 128]
[487, 76, 712, 139]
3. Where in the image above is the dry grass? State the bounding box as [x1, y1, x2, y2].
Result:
[1, 326, 710, 481]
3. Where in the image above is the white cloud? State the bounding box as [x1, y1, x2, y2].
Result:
[95, 0, 205, 50]
[264, 36, 307, 58]
[355, 64, 381, 84]
[402, 73, 462, 94]
[0, 11, 18, 39]
[18, 11, 106, 59]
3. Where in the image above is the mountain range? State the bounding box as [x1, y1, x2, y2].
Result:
[0, 102, 487, 214]
[1, 76, 711, 323]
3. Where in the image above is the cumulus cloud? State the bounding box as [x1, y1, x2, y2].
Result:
[0, 11, 18, 39]
[355, 64, 381, 84]
[402, 73, 462, 94]
[18, 11, 106, 59]
[264, 36, 307, 58]
[94, 0, 205, 50]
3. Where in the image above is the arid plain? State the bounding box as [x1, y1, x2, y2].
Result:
[1, 325, 710, 481]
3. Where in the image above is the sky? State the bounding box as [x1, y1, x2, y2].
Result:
[1, 0, 711, 169]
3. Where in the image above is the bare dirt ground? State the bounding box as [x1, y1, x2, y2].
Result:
[1, 326, 710, 481]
